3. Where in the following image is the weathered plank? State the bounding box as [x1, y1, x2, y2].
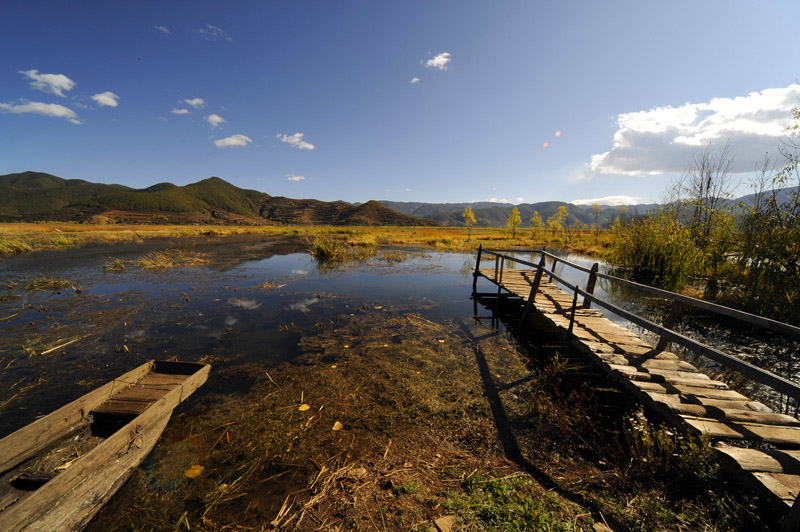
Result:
[715, 445, 800, 474]
[682, 417, 800, 446]
[0, 361, 154, 475]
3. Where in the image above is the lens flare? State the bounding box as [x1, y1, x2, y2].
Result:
[542, 142, 549, 148]
[555, 131, 562, 137]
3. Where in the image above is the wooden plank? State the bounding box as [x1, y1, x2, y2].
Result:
[682, 417, 800, 446]
[751, 472, 800, 504]
[715, 445, 800, 474]
[0, 361, 154, 475]
[662, 403, 800, 426]
[24, 416, 171, 532]
[689, 397, 774, 413]
[0, 386, 183, 532]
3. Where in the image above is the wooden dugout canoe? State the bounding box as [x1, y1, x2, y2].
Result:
[0, 360, 210, 532]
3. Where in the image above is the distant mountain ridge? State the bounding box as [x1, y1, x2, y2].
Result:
[0, 172, 437, 226]
[379, 200, 651, 228]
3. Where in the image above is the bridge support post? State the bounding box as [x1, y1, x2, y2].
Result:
[582, 263, 599, 309]
[520, 252, 547, 325]
[656, 300, 683, 352]
[472, 245, 482, 295]
[566, 285, 579, 337]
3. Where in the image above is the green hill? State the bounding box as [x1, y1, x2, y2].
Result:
[0, 171, 436, 226]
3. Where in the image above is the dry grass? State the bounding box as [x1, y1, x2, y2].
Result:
[0, 222, 612, 259]
[135, 250, 210, 270]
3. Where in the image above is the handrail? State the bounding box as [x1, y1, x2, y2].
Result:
[542, 266, 800, 401]
[480, 248, 800, 340]
[593, 272, 800, 340]
[474, 246, 800, 402]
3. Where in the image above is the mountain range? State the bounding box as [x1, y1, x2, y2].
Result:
[0, 172, 437, 226]
[2, 171, 791, 228]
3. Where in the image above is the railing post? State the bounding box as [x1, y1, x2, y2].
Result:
[520, 252, 547, 324]
[472, 245, 482, 295]
[494, 256, 500, 282]
[582, 263, 599, 309]
[498, 256, 505, 284]
[567, 285, 579, 337]
[549, 256, 558, 282]
[656, 300, 684, 351]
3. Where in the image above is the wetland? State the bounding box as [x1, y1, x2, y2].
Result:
[0, 235, 777, 531]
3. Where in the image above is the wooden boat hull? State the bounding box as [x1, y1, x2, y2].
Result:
[0, 360, 210, 532]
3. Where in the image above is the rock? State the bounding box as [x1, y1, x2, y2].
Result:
[434, 515, 454, 532]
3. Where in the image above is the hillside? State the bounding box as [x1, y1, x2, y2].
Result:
[381, 200, 642, 228]
[0, 172, 437, 226]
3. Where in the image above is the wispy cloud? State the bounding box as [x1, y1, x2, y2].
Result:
[214, 134, 252, 148]
[286, 175, 306, 182]
[515, 197, 525, 203]
[571, 195, 641, 206]
[486, 197, 510, 203]
[0, 101, 81, 124]
[91, 91, 119, 107]
[197, 24, 232, 42]
[154, 25, 171, 35]
[172, 108, 190, 115]
[205, 113, 225, 128]
[410, 77, 420, 84]
[424, 52, 451, 70]
[19, 69, 75, 97]
[277, 132, 315, 150]
[590, 84, 800, 176]
[183, 98, 205, 109]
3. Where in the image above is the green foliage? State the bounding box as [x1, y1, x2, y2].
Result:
[0, 239, 33, 255]
[462, 205, 476, 240]
[506, 207, 521, 238]
[606, 206, 704, 290]
[444, 475, 591, 531]
[529, 210, 542, 239]
[625, 411, 717, 484]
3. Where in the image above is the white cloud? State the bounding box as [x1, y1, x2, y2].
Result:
[172, 108, 190, 115]
[424, 52, 451, 70]
[410, 77, 420, 84]
[571, 195, 642, 206]
[183, 98, 205, 108]
[214, 134, 252, 148]
[277, 132, 315, 150]
[487, 198, 510, 203]
[205, 113, 225, 128]
[197, 24, 232, 42]
[590, 84, 800, 176]
[286, 175, 306, 182]
[515, 197, 525, 203]
[19, 69, 75, 97]
[155, 25, 171, 35]
[0, 101, 81, 124]
[91, 91, 119, 107]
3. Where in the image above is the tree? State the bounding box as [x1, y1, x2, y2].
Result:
[506, 207, 521, 238]
[547, 205, 569, 239]
[530, 211, 542, 239]
[462, 205, 476, 240]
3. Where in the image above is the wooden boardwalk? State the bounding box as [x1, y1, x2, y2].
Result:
[476, 265, 800, 520]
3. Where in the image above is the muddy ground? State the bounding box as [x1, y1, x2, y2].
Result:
[83, 298, 772, 532]
[0, 236, 778, 531]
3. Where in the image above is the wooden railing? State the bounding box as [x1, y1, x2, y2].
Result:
[473, 245, 800, 402]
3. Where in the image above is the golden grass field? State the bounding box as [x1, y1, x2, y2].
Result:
[0, 222, 612, 257]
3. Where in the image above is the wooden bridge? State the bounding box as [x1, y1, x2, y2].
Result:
[472, 246, 800, 530]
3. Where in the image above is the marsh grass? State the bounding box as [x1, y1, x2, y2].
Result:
[0, 239, 33, 255]
[0, 222, 612, 259]
[21, 277, 75, 292]
[135, 250, 209, 270]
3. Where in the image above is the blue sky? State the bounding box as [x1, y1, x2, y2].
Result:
[1, 1, 799, 205]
